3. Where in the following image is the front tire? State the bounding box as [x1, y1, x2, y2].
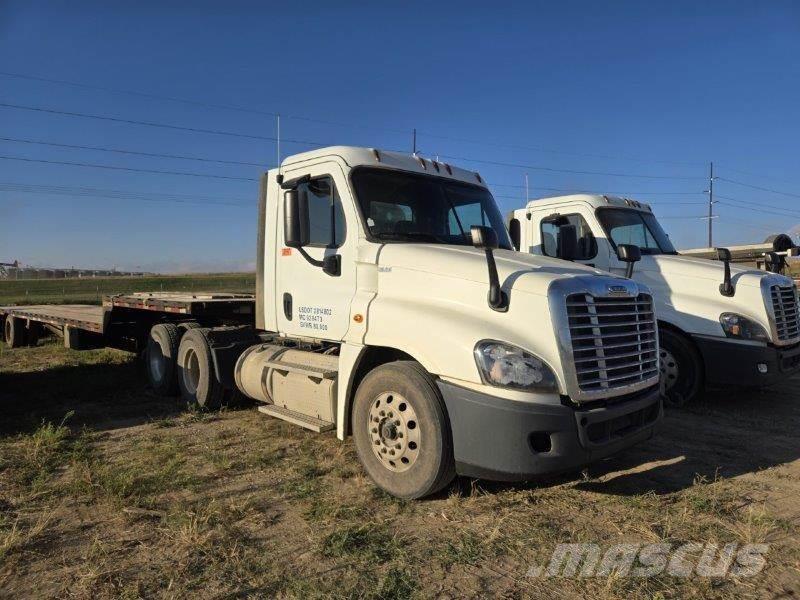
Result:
[659, 327, 703, 407]
[352, 361, 455, 499]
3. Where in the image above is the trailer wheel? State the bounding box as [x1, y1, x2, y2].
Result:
[4, 317, 27, 348]
[177, 328, 225, 409]
[659, 327, 703, 407]
[352, 361, 455, 499]
[146, 323, 182, 396]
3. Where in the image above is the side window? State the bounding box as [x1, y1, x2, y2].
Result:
[540, 214, 597, 260]
[297, 177, 345, 248]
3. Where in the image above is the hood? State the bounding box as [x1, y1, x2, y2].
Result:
[641, 254, 773, 289]
[377, 244, 615, 296]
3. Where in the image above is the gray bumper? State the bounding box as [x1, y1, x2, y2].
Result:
[693, 335, 800, 388]
[438, 381, 662, 481]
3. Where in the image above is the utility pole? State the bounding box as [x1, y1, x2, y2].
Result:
[707, 161, 715, 247]
[412, 128, 417, 155]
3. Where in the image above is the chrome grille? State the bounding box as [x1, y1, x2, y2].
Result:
[566, 293, 658, 392]
[770, 284, 800, 342]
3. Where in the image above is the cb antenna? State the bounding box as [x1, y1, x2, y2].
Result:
[276, 114, 283, 183]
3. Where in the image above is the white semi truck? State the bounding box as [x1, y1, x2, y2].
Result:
[2, 148, 663, 498]
[508, 194, 800, 406]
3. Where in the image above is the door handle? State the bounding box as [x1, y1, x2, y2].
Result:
[283, 293, 292, 321]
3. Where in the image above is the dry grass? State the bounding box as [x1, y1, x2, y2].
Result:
[1, 338, 798, 598]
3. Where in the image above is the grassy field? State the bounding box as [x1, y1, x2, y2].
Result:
[1, 339, 798, 598]
[0, 273, 256, 305]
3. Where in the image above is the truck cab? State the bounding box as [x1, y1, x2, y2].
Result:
[509, 194, 800, 406]
[139, 151, 663, 499]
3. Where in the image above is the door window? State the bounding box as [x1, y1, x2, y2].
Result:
[297, 177, 346, 248]
[540, 214, 597, 260]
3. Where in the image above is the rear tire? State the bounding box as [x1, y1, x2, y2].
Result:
[146, 323, 182, 396]
[659, 327, 703, 407]
[177, 328, 225, 409]
[352, 361, 455, 499]
[4, 317, 26, 348]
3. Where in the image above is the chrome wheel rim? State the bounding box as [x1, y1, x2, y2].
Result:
[368, 392, 420, 472]
[182, 348, 201, 395]
[659, 348, 679, 395]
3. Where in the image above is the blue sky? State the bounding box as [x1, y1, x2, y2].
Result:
[1, 1, 798, 272]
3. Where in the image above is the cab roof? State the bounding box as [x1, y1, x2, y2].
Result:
[281, 146, 487, 189]
[524, 193, 653, 212]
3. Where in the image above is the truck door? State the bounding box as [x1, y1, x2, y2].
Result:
[530, 207, 612, 270]
[275, 162, 357, 341]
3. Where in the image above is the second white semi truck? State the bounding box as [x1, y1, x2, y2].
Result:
[2, 148, 663, 498]
[508, 194, 800, 406]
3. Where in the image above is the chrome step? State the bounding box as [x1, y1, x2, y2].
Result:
[257, 404, 335, 433]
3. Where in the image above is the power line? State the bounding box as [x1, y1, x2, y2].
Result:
[0, 154, 261, 181]
[487, 181, 703, 194]
[0, 70, 412, 136]
[0, 101, 326, 146]
[718, 177, 800, 200]
[418, 131, 705, 168]
[0, 136, 267, 167]
[716, 199, 800, 220]
[715, 194, 800, 217]
[439, 154, 704, 181]
[0, 181, 252, 206]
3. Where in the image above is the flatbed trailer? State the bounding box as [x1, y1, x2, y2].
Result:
[1, 292, 255, 352]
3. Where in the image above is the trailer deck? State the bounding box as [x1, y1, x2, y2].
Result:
[0, 304, 105, 333]
[1, 292, 256, 351]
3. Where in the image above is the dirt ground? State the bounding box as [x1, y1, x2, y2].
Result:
[0, 339, 798, 599]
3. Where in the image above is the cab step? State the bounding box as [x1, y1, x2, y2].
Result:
[257, 404, 335, 433]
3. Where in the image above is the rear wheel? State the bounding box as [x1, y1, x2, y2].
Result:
[352, 361, 455, 499]
[146, 323, 182, 396]
[659, 327, 703, 407]
[4, 317, 26, 348]
[177, 328, 225, 409]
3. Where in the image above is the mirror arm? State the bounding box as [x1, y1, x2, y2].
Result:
[625, 262, 635, 279]
[296, 248, 340, 277]
[484, 248, 508, 312]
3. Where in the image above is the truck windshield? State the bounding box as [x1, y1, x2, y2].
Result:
[596, 208, 677, 255]
[352, 167, 513, 249]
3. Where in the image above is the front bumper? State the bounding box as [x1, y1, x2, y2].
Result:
[692, 335, 800, 388]
[438, 381, 662, 481]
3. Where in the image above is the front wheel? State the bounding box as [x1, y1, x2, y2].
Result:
[659, 327, 703, 407]
[352, 361, 455, 499]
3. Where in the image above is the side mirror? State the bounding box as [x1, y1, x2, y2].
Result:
[471, 225, 499, 250]
[470, 226, 507, 311]
[716, 247, 735, 297]
[557, 224, 578, 261]
[284, 189, 309, 248]
[616, 244, 641, 279]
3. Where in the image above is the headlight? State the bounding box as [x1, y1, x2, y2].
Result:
[474, 341, 558, 392]
[719, 313, 769, 343]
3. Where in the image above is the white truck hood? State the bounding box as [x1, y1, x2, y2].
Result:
[362, 243, 654, 401]
[376, 244, 615, 297]
[631, 253, 796, 342]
